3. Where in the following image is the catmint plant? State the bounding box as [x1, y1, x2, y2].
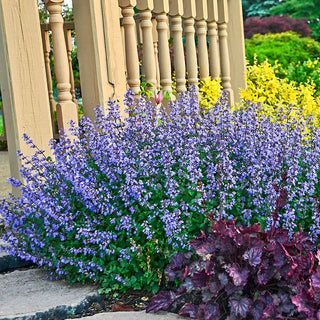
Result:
[1, 86, 320, 293]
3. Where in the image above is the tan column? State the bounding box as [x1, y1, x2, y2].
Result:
[41, 26, 57, 135]
[0, 0, 53, 182]
[217, 0, 233, 104]
[207, 0, 220, 79]
[227, 0, 246, 103]
[118, 0, 140, 96]
[182, 0, 198, 87]
[136, 0, 157, 90]
[44, 0, 78, 131]
[195, 0, 209, 81]
[154, 0, 173, 95]
[74, 0, 127, 119]
[152, 19, 161, 91]
[64, 25, 78, 106]
[169, 0, 186, 94]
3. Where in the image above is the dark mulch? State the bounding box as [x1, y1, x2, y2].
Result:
[74, 289, 154, 318]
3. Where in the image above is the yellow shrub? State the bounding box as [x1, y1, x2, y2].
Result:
[199, 77, 222, 112]
[239, 59, 320, 127]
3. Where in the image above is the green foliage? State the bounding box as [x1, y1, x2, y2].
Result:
[285, 59, 320, 96]
[245, 32, 320, 69]
[270, 0, 320, 40]
[242, 0, 280, 20]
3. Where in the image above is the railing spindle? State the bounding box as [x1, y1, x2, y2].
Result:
[154, 0, 172, 95]
[64, 24, 78, 106]
[195, 0, 209, 81]
[44, 0, 78, 131]
[182, 0, 198, 87]
[217, 0, 233, 103]
[207, 0, 220, 79]
[40, 25, 57, 133]
[169, 0, 186, 94]
[136, 0, 157, 90]
[119, 0, 140, 96]
[152, 18, 161, 91]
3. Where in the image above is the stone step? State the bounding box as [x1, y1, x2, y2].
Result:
[0, 268, 102, 320]
[0, 240, 34, 273]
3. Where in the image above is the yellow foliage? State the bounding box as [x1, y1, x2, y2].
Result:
[199, 77, 222, 112]
[239, 59, 320, 127]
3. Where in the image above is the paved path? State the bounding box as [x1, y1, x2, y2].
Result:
[0, 257, 183, 320]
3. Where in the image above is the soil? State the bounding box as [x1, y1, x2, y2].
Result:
[72, 289, 154, 318]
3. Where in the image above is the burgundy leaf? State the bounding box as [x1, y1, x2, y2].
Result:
[189, 231, 207, 250]
[203, 301, 220, 320]
[205, 259, 215, 275]
[271, 228, 289, 244]
[261, 304, 282, 319]
[202, 290, 214, 302]
[243, 247, 262, 267]
[218, 272, 229, 287]
[251, 300, 265, 320]
[179, 304, 198, 319]
[275, 189, 287, 210]
[177, 277, 194, 294]
[146, 291, 176, 313]
[165, 252, 192, 281]
[191, 236, 217, 258]
[239, 223, 261, 234]
[293, 232, 315, 251]
[211, 219, 237, 238]
[311, 267, 320, 291]
[229, 297, 251, 317]
[292, 287, 316, 316]
[229, 264, 249, 286]
[258, 260, 275, 285]
[192, 269, 210, 288]
[272, 184, 280, 192]
[169, 252, 192, 270]
[208, 281, 222, 295]
[274, 243, 289, 268]
[276, 292, 296, 314]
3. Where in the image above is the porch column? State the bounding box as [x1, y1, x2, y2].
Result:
[73, 0, 127, 119]
[0, 0, 53, 183]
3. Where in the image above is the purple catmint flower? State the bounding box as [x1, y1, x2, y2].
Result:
[1, 87, 320, 291]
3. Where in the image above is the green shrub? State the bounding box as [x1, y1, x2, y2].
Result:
[245, 31, 320, 69]
[285, 59, 320, 96]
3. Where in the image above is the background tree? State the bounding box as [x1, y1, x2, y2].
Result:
[242, 0, 280, 20]
[270, 0, 320, 40]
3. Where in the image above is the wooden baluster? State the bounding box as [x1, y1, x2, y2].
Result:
[154, 0, 173, 96]
[136, 16, 143, 64]
[217, 0, 233, 104]
[182, 0, 198, 87]
[207, 0, 220, 79]
[44, 0, 78, 131]
[41, 25, 57, 134]
[119, 0, 140, 96]
[168, 0, 186, 94]
[64, 24, 78, 106]
[152, 18, 161, 91]
[136, 0, 157, 90]
[195, 0, 209, 81]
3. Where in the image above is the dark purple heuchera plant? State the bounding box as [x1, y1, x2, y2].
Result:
[147, 181, 320, 319]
